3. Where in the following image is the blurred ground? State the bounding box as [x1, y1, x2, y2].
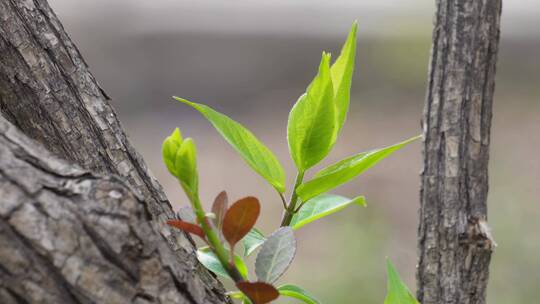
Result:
[49, 1, 540, 303]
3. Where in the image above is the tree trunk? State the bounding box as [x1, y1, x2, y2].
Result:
[417, 0, 502, 303]
[0, 116, 227, 304]
[0, 0, 228, 303]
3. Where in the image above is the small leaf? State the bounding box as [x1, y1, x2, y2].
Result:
[176, 206, 196, 224]
[223, 197, 261, 251]
[175, 137, 198, 195]
[287, 52, 337, 171]
[211, 191, 228, 231]
[166, 220, 205, 240]
[226, 291, 244, 300]
[297, 135, 421, 202]
[255, 227, 296, 283]
[162, 128, 183, 177]
[278, 284, 321, 304]
[236, 282, 279, 304]
[242, 228, 266, 257]
[174, 97, 286, 193]
[197, 247, 248, 280]
[385, 259, 420, 304]
[330, 21, 358, 135]
[290, 194, 366, 230]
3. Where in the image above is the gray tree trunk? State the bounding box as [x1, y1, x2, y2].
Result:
[0, 0, 228, 303]
[0, 116, 226, 304]
[417, 0, 502, 304]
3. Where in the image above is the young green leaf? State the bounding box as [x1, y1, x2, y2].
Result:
[236, 282, 279, 304]
[385, 259, 420, 304]
[287, 52, 337, 171]
[242, 228, 266, 257]
[278, 284, 321, 304]
[166, 220, 205, 240]
[175, 137, 198, 194]
[222, 197, 261, 252]
[211, 191, 228, 231]
[226, 291, 244, 300]
[297, 135, 421, 202]
[330, 21, 358, 136]
[174, 97, 286, 193]
[196, 247, 248, 280]
[290, 194, 366, 230]
[162, 128, 183, 176]
[162, 129, 199, 195]
[255, 227, 296, 283]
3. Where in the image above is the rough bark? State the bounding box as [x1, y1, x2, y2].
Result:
[417, 0, 502, 303]
[0, 0, 228, 303]
[0, 116, 229, 303]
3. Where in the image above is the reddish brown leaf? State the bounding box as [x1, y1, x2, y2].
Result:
[211, 191, 228, 230]
[167, 220, 205, 240]
[236, 281, 279, 304]
[222, 196, 260, 250]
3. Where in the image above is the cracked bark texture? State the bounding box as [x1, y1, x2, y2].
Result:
[418, 0, 502, 303]
[0, 116, 229, 304]
[0, 0, 229, 303]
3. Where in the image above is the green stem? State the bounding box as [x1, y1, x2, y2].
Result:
[190, 193, 244, 283]
[280, 171, 305, 227]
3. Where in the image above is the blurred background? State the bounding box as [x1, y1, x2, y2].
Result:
[49, 0, 539, 303]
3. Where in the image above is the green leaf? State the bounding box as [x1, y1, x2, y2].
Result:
[226, 291, 244, 300]
[197, 247, 248, 280]
[225, 292, 254, 304]
[175, 137, 198, 195]
[278, 284, 321, 304]
[255, 227, 296, 283]
[162, 128, 199, 196]
[385, 259, 420, 304]
[162, 128, 183, 177]
[242, 228, 266, 257]
[290, 194, 365, 230]
[331, 21, 358, 135]
[287, 52, 337, 171]
[297, 135, 421, 202]
[175, 97, 286, 193]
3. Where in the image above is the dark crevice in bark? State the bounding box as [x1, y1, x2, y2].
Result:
[5, 287, 31, 304]
[81, 221, 140, 283]
[0, 219, 82, 304]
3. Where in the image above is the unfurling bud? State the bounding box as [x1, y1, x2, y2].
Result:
[162, 128, 198, 195]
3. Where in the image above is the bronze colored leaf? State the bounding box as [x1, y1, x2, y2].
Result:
[222, 197, 260, 251]
[236, 281, 279, 304]
[167, 220, 205, 240]
[212, 191, 228, 230]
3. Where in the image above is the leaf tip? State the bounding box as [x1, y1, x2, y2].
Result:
[354, 196, 367, 207]
[351, 20, 358, 33]
[173, 96, 194, 106]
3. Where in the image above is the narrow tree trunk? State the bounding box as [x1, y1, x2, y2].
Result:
[0, 116, 228, 304]
[417, 1, 502, 303]
[0, 0, 228, 302]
